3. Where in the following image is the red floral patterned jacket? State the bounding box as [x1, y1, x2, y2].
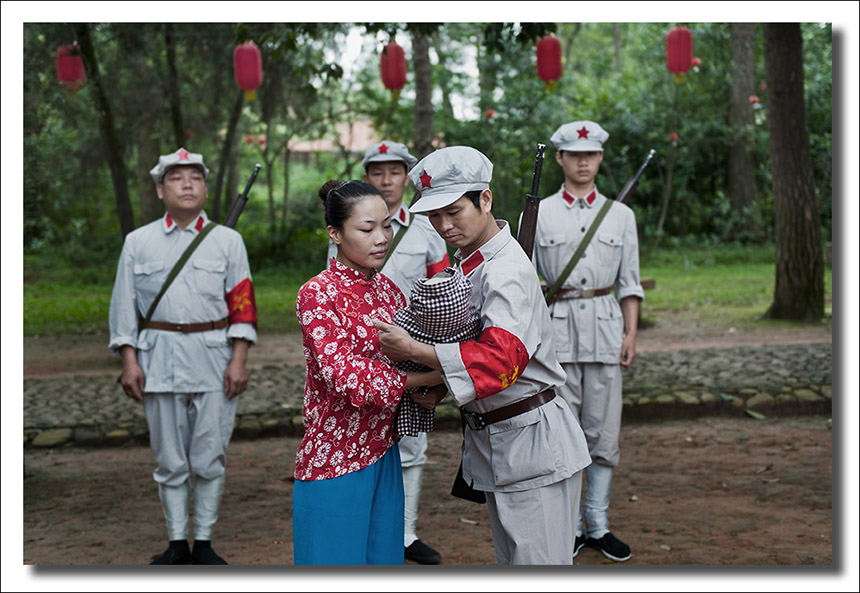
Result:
[294, 259, 407, 481]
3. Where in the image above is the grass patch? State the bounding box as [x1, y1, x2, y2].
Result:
[640, 245, 832, 331]
[23, 244, 832, 336]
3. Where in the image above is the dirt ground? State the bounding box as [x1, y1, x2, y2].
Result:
[19, 316, 840, 571]
[23, 415, 834, 568]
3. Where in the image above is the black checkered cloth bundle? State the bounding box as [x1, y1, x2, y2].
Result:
[392, 267, 482, 439]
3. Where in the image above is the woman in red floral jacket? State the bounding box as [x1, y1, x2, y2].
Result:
[292, 180, 443, 565]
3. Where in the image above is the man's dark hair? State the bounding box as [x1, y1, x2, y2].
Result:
[463, 190, 483, 209]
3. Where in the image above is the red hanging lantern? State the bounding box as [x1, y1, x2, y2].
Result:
[380, 41, 407, 100]
[56, 44, 85, 92]
[668, 131, 679, 143]
[665, 26, 693, 83]
[536, 34, 563, 92]
[234, 41, 263, 102]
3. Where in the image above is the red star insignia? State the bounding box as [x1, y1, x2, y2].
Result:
[177, 148, 190, 160]
[419, 170, 432, 188]
[378, 143, 389, 154]
[577, 127, 589, 139]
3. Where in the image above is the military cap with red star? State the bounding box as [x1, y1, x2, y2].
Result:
[361, 140, 418, 171]
[550, 120, 610, 152]
[149, 147, 210, 185]
[408, 146, 493, 213]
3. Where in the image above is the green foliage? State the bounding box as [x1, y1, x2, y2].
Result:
[23, 22, 832, 281]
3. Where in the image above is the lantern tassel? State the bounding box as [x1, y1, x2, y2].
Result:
[545, 80, 557, 92]
[673, 73, 686, 84]
[390, 89, 401, 101]
[244, 89, 257, 102]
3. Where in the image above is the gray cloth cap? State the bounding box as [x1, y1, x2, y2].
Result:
[408, 146, 493, 213]
[550, 121, 610, 152]
[149, 147, 210, 185]
[362, 141, 418, 170]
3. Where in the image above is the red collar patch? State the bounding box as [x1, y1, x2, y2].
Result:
[562, 189, 596, 206]
[461, 251, 484, 276]
[195, 216, 205, 232]
[399, 208, 407, 223]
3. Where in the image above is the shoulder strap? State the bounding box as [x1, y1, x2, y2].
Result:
[382, 212, 412, 268]
[543, 199, 614, 304]
[139, 221, 218, 333]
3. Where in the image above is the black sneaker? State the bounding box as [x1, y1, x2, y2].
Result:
[405, 539, 442, 565]
[191, 540, 228, 565]
[573, 534, 587, 559]
[585, 532, 632, 562]
[150, 540, 191, 565]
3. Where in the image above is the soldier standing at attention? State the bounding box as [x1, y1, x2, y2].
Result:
[533, 121, 645, 562]
[109, 147, 258, 565]
[326, 141, 450, 565]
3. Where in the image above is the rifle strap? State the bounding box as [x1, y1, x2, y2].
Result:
[138, 221, 218, 334]
[544, 198, 614, 304]
[382, 211, 412, 268]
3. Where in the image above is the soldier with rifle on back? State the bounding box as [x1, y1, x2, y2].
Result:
[532, 121, 647, 563]
[109, 147, 259, 565]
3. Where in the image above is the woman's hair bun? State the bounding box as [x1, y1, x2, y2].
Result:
[318, 179, 342, 202]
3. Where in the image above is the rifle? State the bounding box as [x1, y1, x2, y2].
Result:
[516, 143, 547, 260]
[616, 149, 655, 204]
[223, 163, 262, 228]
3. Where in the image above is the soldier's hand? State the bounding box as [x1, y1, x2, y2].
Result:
[620, 334, 636, 367]
[120, 363, 146, 402]
[411, 384, 448, 410]
[224, 359, 249, 399]
[372, 319, 414, 362]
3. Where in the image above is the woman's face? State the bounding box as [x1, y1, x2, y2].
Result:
[329, 195, 393, 278]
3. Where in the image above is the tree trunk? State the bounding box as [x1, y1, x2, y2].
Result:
[728, 23, 761, 238]
[656, 143, 675, 242]
[432, 33, 455, 120]
[563, 23, 582, 71]
[213, 89, 244, 223]
[476, 31, 499, 116]
[762, 23, 824, 322]
[135, 117, 162, 223]
[164, 23, 185, 148]
[280, 145, 291, 236]
[612, 24, 622, 67]
[75, 23, 135, 237]
[412, 29, 434, 159]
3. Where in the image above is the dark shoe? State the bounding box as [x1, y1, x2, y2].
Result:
[191, 540, 228, 565]
[585, 532, 632, 562]
[150, 540, 191, 565]
[573, 534, 587, 559]
[405, 539, 442, 565]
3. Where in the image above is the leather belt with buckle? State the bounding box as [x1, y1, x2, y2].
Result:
[552, 286, 613, 300]
[462, 389, 556, 430]
[145, 318, 228, 333]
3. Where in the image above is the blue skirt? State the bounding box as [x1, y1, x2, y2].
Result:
[292, 444, 404, 565]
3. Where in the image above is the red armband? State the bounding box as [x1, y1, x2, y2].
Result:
[459, 327, 530, 400]
[226, 277, 258, 328]
[426, 253, 451, 278]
